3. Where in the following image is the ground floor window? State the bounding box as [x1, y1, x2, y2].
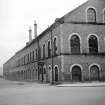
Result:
[90, 65, 100, 81]
[48, 65, 52, 82]
[71, 65, 82, 82]
[54, 66, 59, 82]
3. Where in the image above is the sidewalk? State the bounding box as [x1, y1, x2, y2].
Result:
[56, 82, 105, 87]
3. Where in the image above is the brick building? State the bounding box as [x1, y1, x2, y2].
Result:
[3, 0, 105, 83]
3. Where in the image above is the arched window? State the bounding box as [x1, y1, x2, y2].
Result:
[87, 8, 96, 23]
[54, 66, 59, 82]
[90, 65, 100, 81]
[38, 47, 41, 59]
[88, 35, 98, 53]
[32, 51, 34, 62]
[70, 34, 80, 53]
[32, 69, 34, 80]
[49, 65, 52, 72]
[48, 40, 51, 57]
[54, 37, 57, 56]
[48, 65, 52, 82]
[71, 65, 82, 82]
[43, 44, 45, 58]
[35, 49, 38, 60]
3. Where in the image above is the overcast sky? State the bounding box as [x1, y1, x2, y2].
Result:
[0, 0, 87, 73]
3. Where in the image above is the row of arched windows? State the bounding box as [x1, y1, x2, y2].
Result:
[70, 63, 101, 81]
[86, 7, 105, 23]
[47, 63, 101, 82]
[42, 36, 58, 58]
[69, 33, 98, 54]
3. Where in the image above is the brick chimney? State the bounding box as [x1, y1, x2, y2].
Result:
[34, 20, 37, 38]
[29, 27, 32, 42]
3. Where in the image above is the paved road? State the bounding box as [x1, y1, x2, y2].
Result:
[0, 79, 105, 105]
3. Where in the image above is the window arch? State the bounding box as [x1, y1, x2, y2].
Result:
[53, 37, 57, 56]
[70, 34, 80, 53]
[87, 8, 96, 23]
[88, 34, 98, 53]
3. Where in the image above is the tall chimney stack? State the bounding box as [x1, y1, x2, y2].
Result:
[29, 27, 32, 42]
[34, 20, 37, 38]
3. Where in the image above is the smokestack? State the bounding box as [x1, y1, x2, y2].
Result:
[29, 27, 32, 42]
[34, 20, 37, 38]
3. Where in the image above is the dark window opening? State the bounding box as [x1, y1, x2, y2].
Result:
[54, 37, 57, 56]
[70, 35, 80, 54]
[43, 44, 45, 59]
[48, 41, 51, 57]
[88, 35, 98, 53]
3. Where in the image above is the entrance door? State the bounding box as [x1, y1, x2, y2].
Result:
[72, 66, 82, 82]
[90, 65, 100, 81]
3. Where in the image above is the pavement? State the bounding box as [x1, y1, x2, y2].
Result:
[1, 78, 105, 87]
[56, 81, 105, 87]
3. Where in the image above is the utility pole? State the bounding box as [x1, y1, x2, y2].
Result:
[51, 29, 54, 84]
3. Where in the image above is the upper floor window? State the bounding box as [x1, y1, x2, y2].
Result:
[87, 8, 96, 23]
[22, 57, 24, 65]
[43, 44, 45, 59]
[70, 34, 80, 54]
[26, 54, 28, 64]
[32, 51, 34, 61]
[28, 54, 30, 63]
[30, 52, 32, 62]
[48, 40, 51, 57]
[88, 35, 98, 53]
[25, 54, 27, 64]
[54, 37, 57, 56]
[35, 49, 38, 60]
[38, 47, 41, 59]
[24, 56, 25, 65]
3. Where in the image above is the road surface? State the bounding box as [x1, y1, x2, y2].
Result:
[0, 79, 105, 105]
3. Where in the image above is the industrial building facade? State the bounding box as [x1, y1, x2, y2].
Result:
[3, 0, 105, 83]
